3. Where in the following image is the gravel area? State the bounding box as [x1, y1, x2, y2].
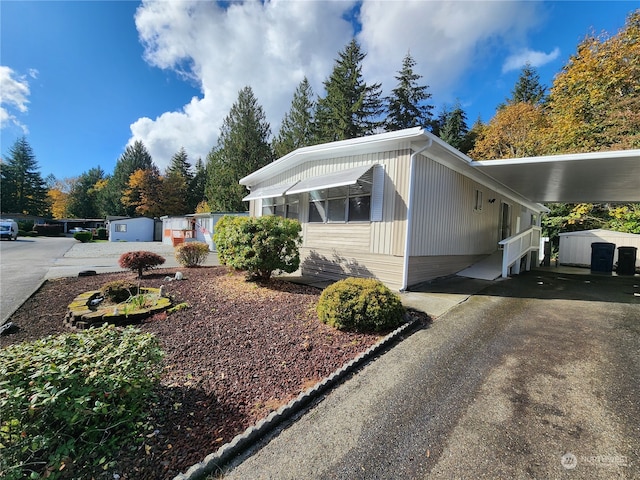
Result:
[0, 265, 425, 479]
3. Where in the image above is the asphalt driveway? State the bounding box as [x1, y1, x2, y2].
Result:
[221, 270, 640, 479]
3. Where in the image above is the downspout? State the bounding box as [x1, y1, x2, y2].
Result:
[401, 139, 432, 292]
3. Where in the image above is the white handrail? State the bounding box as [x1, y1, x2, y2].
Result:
[498, 226, 542, 278]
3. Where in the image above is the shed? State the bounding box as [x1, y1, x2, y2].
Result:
[107, 217, 155, 242]
[559, 229, 640, 267]
[240, 127, 547, 290]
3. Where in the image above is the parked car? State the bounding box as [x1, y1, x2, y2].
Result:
[69, 227, 87, 234]
[0, 220, 19, 241]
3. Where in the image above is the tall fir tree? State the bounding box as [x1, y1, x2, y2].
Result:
[163, 147, 192, 215]
[189, 158, 207, 212]
[101, 140, 154, 216]
[167, 147, 193, 180]
[315, 39, 384, 142]
[507, 63, 547, 105]
[273, 77, 316, 158]
[205, 86, 273, 212]
[438, 102, 472, 153]
[384, 52, 434, 131]
[1, 137, 49, 216]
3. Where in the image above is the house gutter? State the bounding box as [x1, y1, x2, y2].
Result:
[401, 139, 433, 292]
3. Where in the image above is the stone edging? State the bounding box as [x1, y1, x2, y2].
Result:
[172, 315, 422, 480]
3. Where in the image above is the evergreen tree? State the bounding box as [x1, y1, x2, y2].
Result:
[101, 141, 154, 216]
[162, 147, 192, 215]
[1, 137, 49, 216]
[67, 167, 106, 218]
[205, 86, 273, 212]
[162, 171, 189, 216]
[273, 78, 316, 158]
[438, 102, 471, 152]
[315, 39, 384, 142]
[167, 147, 193, 180]
[507, 63, 547, 105]
[188, 158, 207, 213]
[385, 52, 434, 131]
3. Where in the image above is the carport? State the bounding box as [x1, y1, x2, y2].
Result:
[470, 149, 640, 203]
[467, 149, 640, 277]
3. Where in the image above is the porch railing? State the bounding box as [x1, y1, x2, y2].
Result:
[498, 226, 542, 278]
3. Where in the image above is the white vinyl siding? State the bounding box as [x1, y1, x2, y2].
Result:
[409, 154, 506, 256]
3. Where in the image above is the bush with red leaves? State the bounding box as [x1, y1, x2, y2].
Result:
[118, 251, 166, 278]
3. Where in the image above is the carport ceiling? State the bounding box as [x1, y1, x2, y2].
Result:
[470, 149, 640, 203]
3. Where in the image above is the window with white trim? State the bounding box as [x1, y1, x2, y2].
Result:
[308, 169, 373, 223]
[262, 195, 300, 220]
[115, 223, 127, 232]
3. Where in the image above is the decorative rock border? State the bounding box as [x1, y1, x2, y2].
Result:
[65, 288, 172, 329]
[172, 315, 422, 480]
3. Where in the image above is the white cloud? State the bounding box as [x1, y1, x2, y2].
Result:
[130, 0, 545, 170]
[0, 65, 34, 133]
[502, 47, 561, 73]
[132, 0, 354, 169]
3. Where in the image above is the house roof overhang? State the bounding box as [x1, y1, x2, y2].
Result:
[470, 150, 640, 203]
[240, 127, 640, 210]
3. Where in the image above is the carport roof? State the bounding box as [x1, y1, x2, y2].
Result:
[470, 150, 640, 203]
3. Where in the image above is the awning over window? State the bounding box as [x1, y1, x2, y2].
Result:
[287, 164, 374, 195]
[242, 181, 299, 201]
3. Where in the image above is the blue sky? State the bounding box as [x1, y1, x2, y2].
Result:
[1, 1, 637, 182]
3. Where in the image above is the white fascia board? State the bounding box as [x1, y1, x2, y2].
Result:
[240, 127, 427, 187]
[469, 149, 640, 167]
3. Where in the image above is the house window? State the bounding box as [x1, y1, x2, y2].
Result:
[262, 195, 299, 220]
[115, 223, 127, 232]
[308, 170, 373, 223]
[474, 189, 483, 212]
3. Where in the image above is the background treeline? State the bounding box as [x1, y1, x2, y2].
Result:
[1, 11, 638, 238]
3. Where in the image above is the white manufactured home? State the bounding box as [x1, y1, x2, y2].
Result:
[240, 128, 548, 290]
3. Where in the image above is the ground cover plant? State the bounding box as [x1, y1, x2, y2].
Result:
[0, 325, 163, 479]
[0, 267, 426, 479]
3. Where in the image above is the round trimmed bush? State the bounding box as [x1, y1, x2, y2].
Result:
[317, 277, 405, 332]
[175, 241, 210, 267]
[74, 230, 93, 242]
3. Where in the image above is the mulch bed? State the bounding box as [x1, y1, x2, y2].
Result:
[1, 266, 427, 479]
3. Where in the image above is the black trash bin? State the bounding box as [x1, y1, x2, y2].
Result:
[616, 246, 637, 275]
[591, 242, 616, 274]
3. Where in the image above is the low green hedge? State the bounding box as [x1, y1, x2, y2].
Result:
[0, 325, 163, 479]
[73, 231, 93, 242]
[317, 277, 405, 332]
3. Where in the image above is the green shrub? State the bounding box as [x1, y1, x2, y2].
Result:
[33, 223, 63, 237]
[96, 227, 108, 240]
[214, 215, 302, 281]
[118, 251, 165, 278]
[18, 220, 34, 232]
[73, 230, 93, 243]
[317, 277, 405, 332]
[100, 280, 140, 303]
[175, 241, 210, 267]
[0, 325, 163, 479]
